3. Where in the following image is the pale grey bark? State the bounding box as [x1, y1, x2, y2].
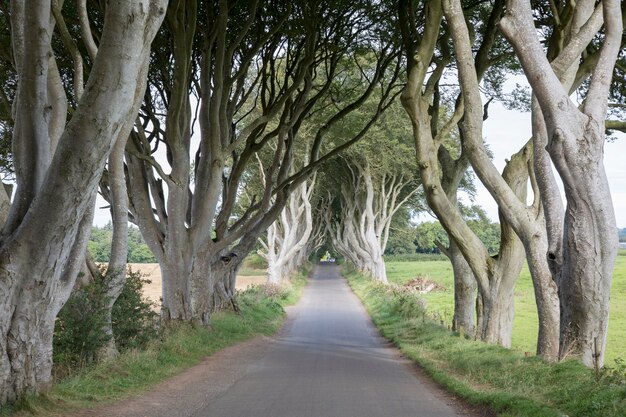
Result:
[51, 0, 84, 100]
[328, 158, 417, 283]
[0, 0, 165, 403]
[500, 0, 621, 367]
[77, 0, 98, 60]
[443, 0, 560, 360]
[401, 0, 525, 346]
[259, 177, 316, 285]
[0, 184, 11, 227]
[399, 0, 515, 338]
[532, 0, 603, 284]
[447, 241, 475, 333]
[438, 145, 476, 334]
[99, 134, 130, 360]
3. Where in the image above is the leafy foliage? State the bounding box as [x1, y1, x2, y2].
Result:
[415, 205, 501, 255]
[53, 268, 158, 373]
[88, 223, 157, 263]
[53, 277, 110, 369]
[112, 269, 159, 351]
[414, 221, 448, 253]
[385, 207, 419, 255]
[0, 5, 15, 181]
[367, 281, 427, 319]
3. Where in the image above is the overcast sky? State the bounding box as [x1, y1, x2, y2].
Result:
[478, 100, 626, 228]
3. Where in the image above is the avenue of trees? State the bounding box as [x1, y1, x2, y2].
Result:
[0, 0, 623, 404]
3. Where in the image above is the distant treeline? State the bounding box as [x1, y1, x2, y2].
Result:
[88, 223, 156, 263]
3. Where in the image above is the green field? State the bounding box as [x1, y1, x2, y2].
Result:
[385, 253, 626, 364]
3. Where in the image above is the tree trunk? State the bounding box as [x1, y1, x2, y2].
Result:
[160, 251, 194, 322]
[449, 241, 476, 334]
[266, 247, 282, 285]
[438, 148, 476, 335]
[481, 286, 515, 346]
[554, 125, 618, 366]
[499, 0, 622, 367]
[0, 0, 165, 403]
[210, 257, 241, 313]
[189, 247, 214, 326]
[399, 0, 514, 341]
[443, 0, 560, 359]
[100, 134, 130, 360]
[260, 179, 316, 285]
[0, 202, 95, 402]
[477, 208, 525, 346]
[525, 233, 560, 358]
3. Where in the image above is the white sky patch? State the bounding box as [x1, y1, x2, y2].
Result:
[479, 99, 626, 228]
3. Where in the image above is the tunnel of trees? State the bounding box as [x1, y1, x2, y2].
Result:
[0, 0, 624, 403]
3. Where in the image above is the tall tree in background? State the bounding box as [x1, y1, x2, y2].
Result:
[0, 0, 165, 403]
[414, 207, 501, 256]
[258, 174, 318, 284]
[324, 104, 420, 282]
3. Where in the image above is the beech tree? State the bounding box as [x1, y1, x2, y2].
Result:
[328, 160, 415, 281]
[124, 0, 400, 323]
[76, 7, 132, 360]
[98, 136, 131, 359]
[399, 0, 528, 344]
[0, 0, 165, 403]
[324, 109, 420, 282]
[255, 142, 321, 285]
[499, 0, 622, 367]
[258, 170, 317, 284]
[442, 0, 560, 360]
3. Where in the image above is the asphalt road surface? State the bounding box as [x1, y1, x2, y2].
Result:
[73, 263, 479, 417]
[195, 263, 468, 417]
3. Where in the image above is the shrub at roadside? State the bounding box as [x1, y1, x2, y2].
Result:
[53, 268, 158, 375]
[53, 277, 110, 370]
[243, 265, 309, 306]
[112, 269, 159, 351]
[345, 267, 626, 417]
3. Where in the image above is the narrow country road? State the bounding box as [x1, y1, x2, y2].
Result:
[73, 264, 483, 417]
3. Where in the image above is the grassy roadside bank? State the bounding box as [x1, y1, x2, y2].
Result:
[385, 254, 626, 364]
[345, 266, 626, 417]
[1, 267, 310, 417]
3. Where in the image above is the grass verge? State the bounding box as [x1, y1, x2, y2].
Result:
[345, 266, 626, 417]
[385, 256, 626, 364]
[1, 266, 310, 417]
